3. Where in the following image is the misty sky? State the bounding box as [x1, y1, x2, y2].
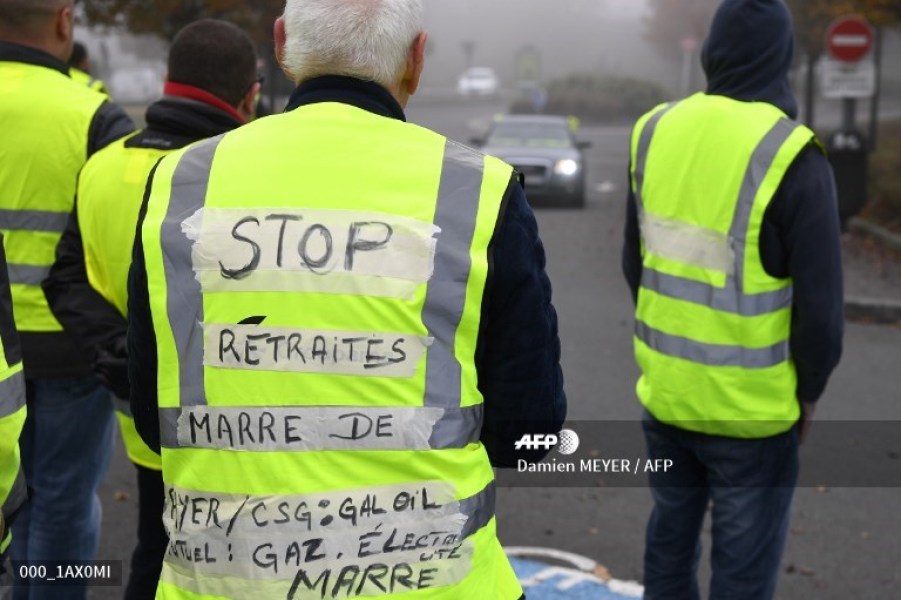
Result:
[419, 0, 669, 89]
[75, 0, 899, 100]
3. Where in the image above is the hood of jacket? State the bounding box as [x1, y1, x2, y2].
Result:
[701, 0, 798, 118]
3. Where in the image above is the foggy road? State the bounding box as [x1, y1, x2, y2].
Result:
[91, 97, 901, 600]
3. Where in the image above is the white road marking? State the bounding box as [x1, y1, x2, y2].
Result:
[596, 181, 619, 194]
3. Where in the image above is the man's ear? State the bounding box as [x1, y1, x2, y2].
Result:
[56, 4, 75, 57]
[239, 82, 261, 122]
[402, 32, 427, 97]
[274, 17, 289, 78]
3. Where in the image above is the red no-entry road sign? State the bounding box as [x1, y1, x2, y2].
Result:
[826, 16, 875, 63]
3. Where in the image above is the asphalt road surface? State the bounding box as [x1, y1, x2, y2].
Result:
[90, 96, 901, 599]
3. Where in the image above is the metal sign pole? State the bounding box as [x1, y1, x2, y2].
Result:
[804, 52, 817, 128]
[843, 98, 856, 131]
[868, 26, 883, 152]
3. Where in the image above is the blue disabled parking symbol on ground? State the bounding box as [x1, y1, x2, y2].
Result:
[507, 547, 644, 600]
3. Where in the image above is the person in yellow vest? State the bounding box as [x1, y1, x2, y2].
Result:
[127, 0, 566, 598]
[622, 1, 843, 598]
[0, 1, 134, 598]
[68, 41, 109, 96]
[0, 236, 27, 595]
[43, 19, 260, 600]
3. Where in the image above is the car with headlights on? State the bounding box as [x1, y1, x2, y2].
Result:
[473, 115, 590, 207]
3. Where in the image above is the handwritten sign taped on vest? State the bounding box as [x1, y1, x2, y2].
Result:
[176, 405, 445, 452]
[162, 481, 475, 599]
[182, 208, 439, 298]
[205, 324, 431, 378]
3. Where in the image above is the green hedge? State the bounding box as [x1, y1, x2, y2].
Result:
[510, 75, 670, 123]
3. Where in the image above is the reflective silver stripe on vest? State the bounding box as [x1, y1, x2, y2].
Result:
[459, 479, 496, 539]
[0, 209, 69, 233]
[158, 404, 483, 451]
[632, 103, 675, 213]
[163, 137, 224, 407]
[6, 264, 50, 286]
[1, 467, 26, 518]
[641, 268, 792, 316]
[636, 320, 789, 369]
[634, 115, 800, 315]
[422, 140, 484, 409]
[728, 118, 799, 292]
[0, 371, 25, 419]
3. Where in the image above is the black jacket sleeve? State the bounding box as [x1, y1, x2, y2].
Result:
[760, 145, 844, 403]
[127, 171, 161, 453]
[88, 101, 135, 157]
[0, 235, 22, 369]
[43, 206, 130, 398]
[477, 179, 567, 467]
[622, 166, 642, 304]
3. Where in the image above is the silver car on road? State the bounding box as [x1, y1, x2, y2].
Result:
[475, 114, 590, 207]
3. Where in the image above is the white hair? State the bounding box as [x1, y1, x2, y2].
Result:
[282, 0, 424, 87]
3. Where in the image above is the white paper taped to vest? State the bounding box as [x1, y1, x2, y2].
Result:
[161, 481, 475, 599]
[182, 208, 440, 298]
[176, 405, 445, 452]
[205, 324, 432, 378]
[640, 211, 735, 275]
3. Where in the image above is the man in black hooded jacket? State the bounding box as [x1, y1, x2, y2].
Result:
[622, 1, 842, 598]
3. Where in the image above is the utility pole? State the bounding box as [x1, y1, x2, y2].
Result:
[868, 26, 883, 152]
[461, 41, 476, 70]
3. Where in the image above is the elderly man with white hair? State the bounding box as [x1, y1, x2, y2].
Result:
[127, 0, 564, 598]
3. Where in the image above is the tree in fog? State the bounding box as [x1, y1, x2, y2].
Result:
[81, 0, 283, 42]
[643, 0, 719, 61]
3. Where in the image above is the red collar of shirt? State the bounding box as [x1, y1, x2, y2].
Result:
[163, 81, 245, 124]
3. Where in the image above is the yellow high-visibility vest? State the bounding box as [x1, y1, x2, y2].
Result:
[78, 132, 167, 470]
[0, 236, 27, 553]
[630, 93, 816, 438]
[70, 67, 110, 97]
[0, 60, 106, 333]
[140, 102, 523, 599]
